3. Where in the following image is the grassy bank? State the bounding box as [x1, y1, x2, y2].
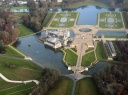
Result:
[0, 57, 42, 80]
[5, 46, 24, 58]
[42, 12, 53, 27]
[68, 0, 109, 8]
[0, 82, 35, 95]
[82, 51, 95, 66]
[65, 49, 77, 66]
[0, 57, 42, 95]
[17, 24, 34, 37]
[96, 41, 106, 60]
[75, 78, 100, 95]
[46, 77, 73, 95]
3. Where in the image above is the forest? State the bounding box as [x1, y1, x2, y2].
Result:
[94, 64, 128, 95]
[31, 68, 61, 95]
[0, 10, 19, 44]
[115, 41, 128, 63]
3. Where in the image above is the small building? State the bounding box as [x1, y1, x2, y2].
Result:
[18, 1, 27, 4]
[106, 41, 116, 57]
[57, 0, 62, 2]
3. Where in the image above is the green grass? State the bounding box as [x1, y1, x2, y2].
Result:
[42, 12, 53, 27]
[96, 42, 106, 60]
[85, 47, 94, 52]
[5, 46, 24, 58]
[0, 57, 42, 80]
[82, 51, 95, 66]
[17, 24, 34, 37]
[12, 12, 28, 18]
[68, 0, 109, 8]
[0, 82, 35, 95]
[46, 77, 73, 95]
[65, 49, 77, 66]
[70, 48, 77, 52]
[50, 12, 78, 28]
[99, 12, 123, 28]
[11, 5, 28, 9]
[75, 77, 100, 95]
[0, 57, 42, 95]
[104, 35, 126, 38]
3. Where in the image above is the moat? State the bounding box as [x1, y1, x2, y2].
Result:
[14, 6, 127, 74]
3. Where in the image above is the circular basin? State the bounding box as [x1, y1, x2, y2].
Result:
[60, 17, 68, 22]
[107, 18, 114, 23]
[79, 28, 92, 32]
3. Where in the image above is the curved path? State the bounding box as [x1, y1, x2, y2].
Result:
[0, 73, 39, 85]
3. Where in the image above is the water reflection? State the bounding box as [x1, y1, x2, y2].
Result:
[82, 61, 111, 75]
[14, 6, 127, 74]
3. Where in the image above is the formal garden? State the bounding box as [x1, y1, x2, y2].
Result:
[50, 12, 78, 28]
[99, 12, 124, 29]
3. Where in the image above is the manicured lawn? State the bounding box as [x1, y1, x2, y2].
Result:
[50, 12, 78, 28]
[65, 49, 77, 66]
[42, 12, 53, 27]
[46, 77, 73, 95]
[0, 82, 35, 95]
[17, 24, 34, 37]
[11, 5, 28, 9]
[0, 57, 42, 80]
[75, 78, 100, 95]
[70, 48, 77, 52]
[5, 46, 24, 58]
[96, 42, 106, 60]
[99, 12, 123, 29]
[0, 57, 42, 95]
[68, 0, 109, 8]
[104, 35, 126, 38]
[85, 47, 94, 52]
[81, 51, 95, 66]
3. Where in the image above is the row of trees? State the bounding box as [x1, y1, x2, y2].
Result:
[31, 68, 61, 95]
[95, 0, 128, 8]
[61, 0, 85, 8]
[115, 41, 128, 63]
[122, 12, 128, 29]
[0, 40, 6, 53]
[61, 0, 128, 8]
[22, 0, 49, 32]
[94, 65, 128, 95]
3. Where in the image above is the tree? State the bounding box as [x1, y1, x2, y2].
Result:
[0, 40, 6, 53]
[31, 68, 61, 95]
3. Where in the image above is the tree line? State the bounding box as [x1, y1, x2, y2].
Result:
[114, 41, 128, 63]
[0, 9, 19, 44]
[31, 68, 61, 95]
[22, 0, 58, 32]
[94, 64, 128, 95]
